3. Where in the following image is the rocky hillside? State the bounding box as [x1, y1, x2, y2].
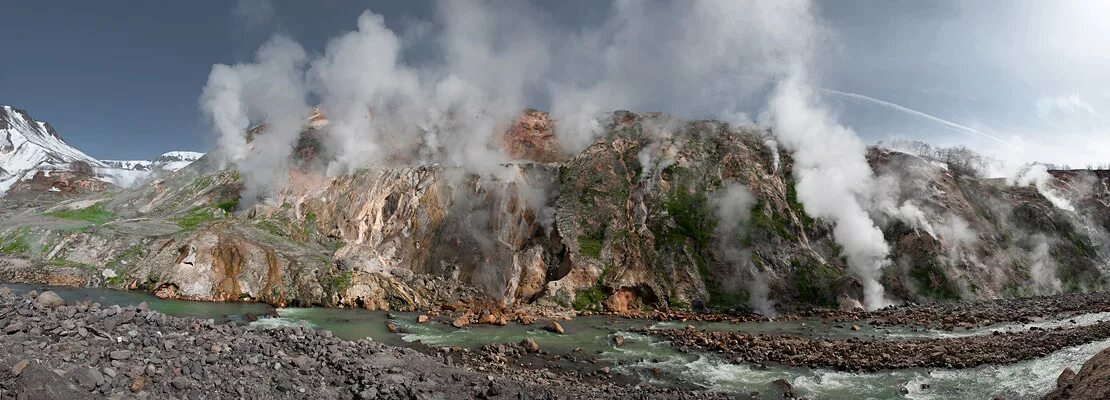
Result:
[0, 110, 1107, 316]
[0, 105, 202, 195]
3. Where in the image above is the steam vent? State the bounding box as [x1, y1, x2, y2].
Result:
[3, 1, 1109, 399]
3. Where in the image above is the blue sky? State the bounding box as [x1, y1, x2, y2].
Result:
[1, 1, 440, 159]
[3, 1, 1108, 165]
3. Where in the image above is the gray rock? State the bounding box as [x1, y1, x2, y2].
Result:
[14, 364, 84, 399]
[109, 350, 133, 360]
[35, 291, 65, 308]
[5, 321, 25, 334]
[172, 376, 190, 390]
[11, 359, 29, 376]
[72, 366, 104, 390]
[293, 355, 311, 369]
[358, 387, 379, 399]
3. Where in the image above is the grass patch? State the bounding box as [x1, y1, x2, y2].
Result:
[572, 286, 605, 311]
[256, 220, 288, 237]
[107, 245, 145, 268]
[572, 264, 614, 312]
[215, 197, 240, 213]
[46, 202, 114, 224]
[578, 235, 603, 259]
[908, 260, 961, 300]
[794, 260, 842, 307]
[331, 271, 354, 294]
[0, 228, 30, 255]
[174, 207, 222, 230]
[751, 200, 797, 242]
[664, 184, 715, 250]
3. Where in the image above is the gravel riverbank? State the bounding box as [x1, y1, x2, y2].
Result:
[645, 320, 1110, 372]
[0, 288, 723, 399]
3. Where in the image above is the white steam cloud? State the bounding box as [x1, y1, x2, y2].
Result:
[204, 0, 901, 309]
[1008, 163, 1076, 212]
[200, 35, 311, 203]
[711, 182, 774, 316]
[766, 77, 893, 310]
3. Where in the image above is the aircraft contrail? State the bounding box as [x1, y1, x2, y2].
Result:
[740, 75, 1005, 143]
[814, 87, 1005, 143]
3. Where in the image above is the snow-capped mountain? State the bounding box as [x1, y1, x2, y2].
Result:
[102, 151, 205, 172]
[0, 105, 205, 195]
[0, 105, 106, 192]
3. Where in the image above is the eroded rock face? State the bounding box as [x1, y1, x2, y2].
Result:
[503, 110, 564, 163]
[4, 110, 1110, 315]
[1044, 348, 1110, 400]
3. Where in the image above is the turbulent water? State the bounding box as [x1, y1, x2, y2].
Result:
[5, 283, 1100, 400]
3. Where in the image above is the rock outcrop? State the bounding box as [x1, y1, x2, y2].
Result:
[2, 110, 1109, 316]
[1044, 348, 1110, 400]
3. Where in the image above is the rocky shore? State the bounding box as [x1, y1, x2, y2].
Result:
[1044, 348, 1110, 400]
[0, 289, 723, 399]
[617, 291, 1110, 332]
[826, 292, 1110, 330]
[645, 321, 1110, 372]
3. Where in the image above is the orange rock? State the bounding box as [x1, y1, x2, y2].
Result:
[452, 315, 470, 328]
[603, 288, 639, 315]
[502, 110, 564, 162]
[417, 315, 430, 324]
[130, 376, 145, 393]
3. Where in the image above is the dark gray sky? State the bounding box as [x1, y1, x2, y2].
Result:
[3, 0, 1107, 165]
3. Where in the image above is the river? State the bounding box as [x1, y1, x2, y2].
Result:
[4, 282, 1098, 400]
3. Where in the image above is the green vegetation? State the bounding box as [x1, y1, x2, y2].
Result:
[664, 186, 715, 249]
[751, 200, 797, 242]
[572, 264, 614, 312]
[785, 183, 815, 228]
[173, 207, 223, 230]
[908, 260, 961, 300]
[256, 220, 288, 237]
[302, 211, 318, 237]
[0, 228, 30, 255]
[107, 245, 145, 268]
[578, 235, 603, 259]
[794, 260, 843, 307]
[668, 298, 690, 310]
[191, 175, 214, 191]
[572, 286, 605, 311]
[215, 197, 240, 213]
[331, 271, 354, 294]
[45, 202, 114, 224]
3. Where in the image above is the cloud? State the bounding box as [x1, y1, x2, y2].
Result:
[233, 0, 278, 33]
[1036, 94, 1098, 119]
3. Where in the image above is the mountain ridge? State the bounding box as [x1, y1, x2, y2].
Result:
[0, 105, 203, 194]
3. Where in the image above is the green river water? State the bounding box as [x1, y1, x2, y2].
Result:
[4, 282, 1102, 400]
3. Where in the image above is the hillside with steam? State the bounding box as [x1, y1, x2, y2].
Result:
[1, 109, 1107, 317]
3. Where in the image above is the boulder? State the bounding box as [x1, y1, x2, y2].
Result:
[14, 363, 84, 398]
[520, 338, 540, 353]
[452, 315, 470, 329]
[1058, 367, 1077, 388]
[546, 321, 565, 335]
[612, 335, 625, 347]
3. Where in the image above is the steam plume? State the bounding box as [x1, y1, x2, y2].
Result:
[766, 77, 893, 310]
[711, 182, 774, 315]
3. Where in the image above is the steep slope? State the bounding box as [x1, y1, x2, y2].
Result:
[0, 106, 205, 195]
[0, 110, 1107, 316]
[0, 105, 105, 192]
